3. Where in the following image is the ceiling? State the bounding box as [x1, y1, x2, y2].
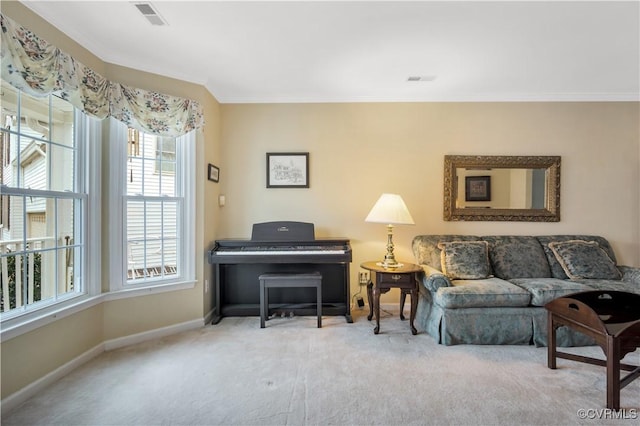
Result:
[19, 1, 640, 103]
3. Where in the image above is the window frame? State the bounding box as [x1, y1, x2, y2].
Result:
[0, 93, 102, 341]
[154, 136, 177, 175]
[107, 119, 195, 296]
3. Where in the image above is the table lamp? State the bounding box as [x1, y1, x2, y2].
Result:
[365, 193, 415, 268]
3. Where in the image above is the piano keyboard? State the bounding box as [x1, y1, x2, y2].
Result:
[208, 224, 352, 324]
[214, 249, 346, 255]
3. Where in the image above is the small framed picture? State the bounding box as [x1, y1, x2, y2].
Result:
[208, 164, 220, 182]
[465, 175, 491, 201]
[266, 152, 309, 188]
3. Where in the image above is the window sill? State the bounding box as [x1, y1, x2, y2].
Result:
[0, 294, 103, 343]
[103, 280, 197, 301]
[1, 280, 197, 342]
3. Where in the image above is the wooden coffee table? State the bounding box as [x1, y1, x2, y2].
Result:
[545, 291, 640, 410]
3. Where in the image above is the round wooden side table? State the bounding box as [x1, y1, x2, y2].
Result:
[360, 261, 422, 335]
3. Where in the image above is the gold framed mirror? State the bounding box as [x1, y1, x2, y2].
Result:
[444, 155, 561, 222]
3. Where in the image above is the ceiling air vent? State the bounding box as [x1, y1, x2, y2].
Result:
[133, 2, 167, 26]
[407, 75, 437, 82]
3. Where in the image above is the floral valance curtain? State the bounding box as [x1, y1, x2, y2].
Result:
[0, 13, 204, 137]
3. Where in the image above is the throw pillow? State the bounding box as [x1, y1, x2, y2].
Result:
[438, 240, 492, 280]
[548, 240, 622, 280]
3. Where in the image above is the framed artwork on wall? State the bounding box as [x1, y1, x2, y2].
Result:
[266, 152, 309, 188]
[465, 175, 491, 202]
[208, 164, 220, 182]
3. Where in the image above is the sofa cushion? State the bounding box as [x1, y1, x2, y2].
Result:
[412, 235, 480, 270]
[619, 265, 640, 284]
[548, 240, 622, 280]
[434, 277, 531, 309]
[438, 241, 492, 280]
[571, 279, 640, 294]
[508, 278, 591, 306]
[483, 236, 551, 279]
[536, 235, 618, 279]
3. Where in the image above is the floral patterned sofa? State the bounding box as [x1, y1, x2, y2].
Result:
[411, 235, 640, 346]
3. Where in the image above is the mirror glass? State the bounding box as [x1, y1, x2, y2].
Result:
[444, 155, 561, 222]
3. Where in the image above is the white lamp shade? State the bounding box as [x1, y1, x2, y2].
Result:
[365, 193, 415, 225]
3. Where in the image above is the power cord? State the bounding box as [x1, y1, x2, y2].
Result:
[350, 271, 401, 318]
[351, 271, 369, 311]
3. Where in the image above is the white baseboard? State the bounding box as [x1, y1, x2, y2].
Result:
[1, 343, 104, 414]
[2, 318, 205, 414]
[103, 318, 204, 351]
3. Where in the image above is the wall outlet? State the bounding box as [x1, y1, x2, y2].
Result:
[358, 271, 369, 285]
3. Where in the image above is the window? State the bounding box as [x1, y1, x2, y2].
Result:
[155, 137, 176, 175]
[109, 120, 194, 291]
[0, 79, 99, 321]
[1, 129, 9, 229]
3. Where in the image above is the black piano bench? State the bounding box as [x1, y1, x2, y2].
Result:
[259, 272, 322, 328]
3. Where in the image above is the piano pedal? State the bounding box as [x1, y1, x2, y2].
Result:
[268, 310, 296, 319]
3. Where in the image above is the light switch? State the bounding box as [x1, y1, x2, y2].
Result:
[218, 195, 226, 206]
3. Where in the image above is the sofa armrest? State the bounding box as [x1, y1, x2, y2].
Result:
[420, 265, 452, 292]
[619, 265, 640, 285]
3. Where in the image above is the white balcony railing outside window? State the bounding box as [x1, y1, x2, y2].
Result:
[0, 236, 73, 312]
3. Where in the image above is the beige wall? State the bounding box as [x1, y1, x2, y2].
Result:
[1, 305, 104, 397]
[219, 102, 640, 304]
[1, 2, 221, 399]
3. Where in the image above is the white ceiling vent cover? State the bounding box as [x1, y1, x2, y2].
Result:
[133, 2, 167, 26]
[407, 75, 437, 82]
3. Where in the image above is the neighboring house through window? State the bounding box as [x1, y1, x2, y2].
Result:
[0, 75, 194, 330]
[155, 136, 176, 175]
[109, 120, 195, 291]
[0, 14, 201, 337]
[0, 79, 99, 318]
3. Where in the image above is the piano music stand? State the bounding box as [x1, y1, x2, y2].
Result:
[545, 291, 640, 410]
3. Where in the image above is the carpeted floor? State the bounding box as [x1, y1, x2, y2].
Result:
[2, 307, 639, 425]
